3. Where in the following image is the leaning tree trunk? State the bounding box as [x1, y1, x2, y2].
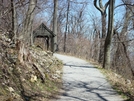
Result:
[23, 0, 37, 45]
[103, 0, 115, 69]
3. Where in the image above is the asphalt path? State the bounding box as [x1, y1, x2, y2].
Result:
[54, 54, 124, 101]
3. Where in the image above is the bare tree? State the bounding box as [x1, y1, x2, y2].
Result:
[94, 0, 109, 63]
[103, 0, 115, 69]
[112, 0, 134, 78]
[22, 0, 37, 45]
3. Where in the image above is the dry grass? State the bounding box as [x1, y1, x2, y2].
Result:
[99, 68, 134, 101]
[80, 57, 134, 100]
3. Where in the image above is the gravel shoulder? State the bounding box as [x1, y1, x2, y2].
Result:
[54, 54, 124, 101]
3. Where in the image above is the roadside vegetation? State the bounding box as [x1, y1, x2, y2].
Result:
[90, 60, 134, 101]
[102, 69, 134, 101]
[0, 34, 63, 101]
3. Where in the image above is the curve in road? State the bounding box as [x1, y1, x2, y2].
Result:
[54, 54, 124, 101]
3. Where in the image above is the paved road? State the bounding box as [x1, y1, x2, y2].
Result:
[54, 54, 124, 101]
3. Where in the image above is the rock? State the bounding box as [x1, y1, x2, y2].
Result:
[9, 43, 16, 48]
[12, 93, 21, 99]
[16, 67, 21, 74]
[30, 74, 37, 82]
[43, 51, 48, 56]
[22, 78, 26, 82]
[126, 79, 131, 85]
[8, 87, 14, 92]
[56, 70, 61, 74]
[52, 74, 60, 79]
[114, 73, 121, 78]
[9, 67, 13, 71]
[47, 51, 53, 56]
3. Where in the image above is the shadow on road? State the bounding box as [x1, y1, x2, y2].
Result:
[61, 80, 118, 101]
[63, 63, 95, 69]
[51, 55, 124, 101]
[52, 64, 119, 101]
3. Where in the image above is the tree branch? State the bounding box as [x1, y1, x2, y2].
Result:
[104, 1, 109, 13]
[112, 39, 134, 43]
[94, 0, 103, 13]
[99, 0, 103, 9]
[115, 3, 134, 9]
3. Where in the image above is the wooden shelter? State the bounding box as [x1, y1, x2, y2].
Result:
[33, 23, 55, 52]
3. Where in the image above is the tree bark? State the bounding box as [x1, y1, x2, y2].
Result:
[11, 0, 17, 43]
[64, 0, 70, 52]
[53, 0, 58, 52]
[22, 0, 37, 45]
[103, 0, 115, 69]
[93, 0, 109, 64]
[98, 13, 106, 63]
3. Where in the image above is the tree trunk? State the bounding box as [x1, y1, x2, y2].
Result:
[93, 0, 109, 64]
[11, 0, 17, 43]
[103, 0, 115, 69]
[64, 0, 70, 52]
[98, 13, 106, 63]
[22, 0, 37, 45]
[53, 0, 58, 52]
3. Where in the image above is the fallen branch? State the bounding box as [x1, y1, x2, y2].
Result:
[33, 63, 45, 83]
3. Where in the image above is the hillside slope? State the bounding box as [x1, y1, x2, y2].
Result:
[0, 34, 62, 101]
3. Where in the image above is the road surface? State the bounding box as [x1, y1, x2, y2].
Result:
[54, 54, 124, 101]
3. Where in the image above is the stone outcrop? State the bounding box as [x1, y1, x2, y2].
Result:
[0, 34, 62, 101]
